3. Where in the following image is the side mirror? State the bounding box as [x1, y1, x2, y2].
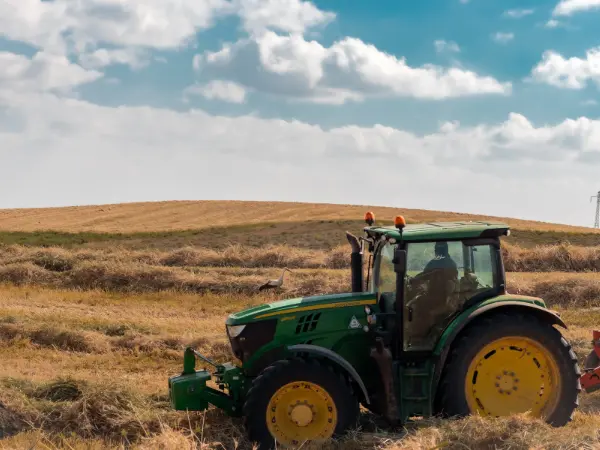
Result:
[392, 248, 406, 273]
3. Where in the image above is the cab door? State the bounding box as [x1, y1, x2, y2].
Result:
[401, 239, 502, 352]
[401, 240, 462, 352]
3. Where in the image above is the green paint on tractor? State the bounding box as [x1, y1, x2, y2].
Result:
[168, 216, 581, 449]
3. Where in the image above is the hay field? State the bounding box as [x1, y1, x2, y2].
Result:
[0, 200, 593, 233]
[1, 200, 600, 251]
[1, 200, 600, 449]
[1, 285, 600, 450]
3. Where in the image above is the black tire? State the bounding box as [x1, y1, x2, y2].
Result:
[436, 312, 580, 426]
[243, 357, 360, 449]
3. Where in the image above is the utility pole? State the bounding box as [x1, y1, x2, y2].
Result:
[591, 191, 600, 228]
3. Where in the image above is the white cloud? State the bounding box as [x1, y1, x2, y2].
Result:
[434, 40, 460, 53]
[0, 0, 71, 55]
[439, 120, 461, 133]
[553, 0, 600, 16]
[0, 52, 102, 94]
[492, 32, 515, 43]
[503, 8, 534, 18]
[530, 48, 600, 89]
[0, 92, 599, 226]
[193, 31, 511, 104]
[184, 80, 248, 103]
[582, 99, 598, 106]
[235, 0, 335, 34]
[0, 0, 233, 54]
[71, 0, 232, 50]
[0, 0, 334, 72]
[545, 19, 563, 28]
[78, 48, 151, 70]
[0, 0, 510, 107]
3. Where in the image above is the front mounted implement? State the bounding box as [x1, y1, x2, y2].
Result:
[168, 347, 245, 417]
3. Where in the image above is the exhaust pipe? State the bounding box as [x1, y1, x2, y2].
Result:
[346, 232, 363, 292]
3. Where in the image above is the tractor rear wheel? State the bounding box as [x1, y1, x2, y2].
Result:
[437, 312, 580, 426]
[243, 358, 359, 449]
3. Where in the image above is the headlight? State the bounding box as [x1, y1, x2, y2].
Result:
[227, 324, 246, 338]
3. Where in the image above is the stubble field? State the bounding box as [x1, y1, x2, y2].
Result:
[2, 201, 600, 450]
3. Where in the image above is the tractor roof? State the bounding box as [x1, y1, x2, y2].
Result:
[365, 220, 510, 242]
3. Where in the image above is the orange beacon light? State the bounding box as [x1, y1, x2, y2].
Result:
[394, 215, 406, 229]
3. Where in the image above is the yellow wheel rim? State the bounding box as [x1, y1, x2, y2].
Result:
[465, 336, 562, 418]
[266, 381, 337, 446]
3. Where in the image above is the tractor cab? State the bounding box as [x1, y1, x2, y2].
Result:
[359, 213, 509, 354]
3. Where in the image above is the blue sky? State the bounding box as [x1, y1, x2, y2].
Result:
[2, 0, 600, 227]
[64, 0, 600, 130]
[77, 0, 600, 130]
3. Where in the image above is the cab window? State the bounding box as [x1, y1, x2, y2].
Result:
[373, 241, 398, 321]
[376, 241, 397, 294]
[403, 240, 499, 351]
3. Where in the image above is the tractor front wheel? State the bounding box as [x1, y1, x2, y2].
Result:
[243, 358, 359, 449]
[437, 312, 580, 426]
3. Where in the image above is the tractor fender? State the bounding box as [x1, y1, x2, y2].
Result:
[452, 300, 566, 341]
[431, 300, 567, 404]
[287, 344, 370, 405]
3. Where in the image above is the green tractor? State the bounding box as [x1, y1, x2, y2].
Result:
[168, 214, 581, 449]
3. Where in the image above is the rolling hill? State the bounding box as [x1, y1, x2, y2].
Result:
[0, 199, 594, 233]
[0, 200, 599, 250]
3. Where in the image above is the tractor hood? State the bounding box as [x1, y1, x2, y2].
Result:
[225, 292, 377, 326]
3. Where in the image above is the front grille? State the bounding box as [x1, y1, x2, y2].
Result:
[229, 319, 277, 363]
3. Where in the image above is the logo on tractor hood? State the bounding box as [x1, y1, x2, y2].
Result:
[348, 316, 362, 329]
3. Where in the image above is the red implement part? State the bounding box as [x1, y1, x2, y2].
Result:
[580, 330, 600, 393]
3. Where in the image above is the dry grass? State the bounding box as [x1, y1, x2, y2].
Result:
[503, 241, 600, 272]
[0, 200, 594, 234]
[0, 243, 356, 297]
[3, 245, 600, 309]
[0, 285, 598, 449]
[507, 272, 600, 308]
[383, 413, 600, 449]
[0, 262, 349, 297]
[4, 241, 600, 284]
[0, 243, 338, 269]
